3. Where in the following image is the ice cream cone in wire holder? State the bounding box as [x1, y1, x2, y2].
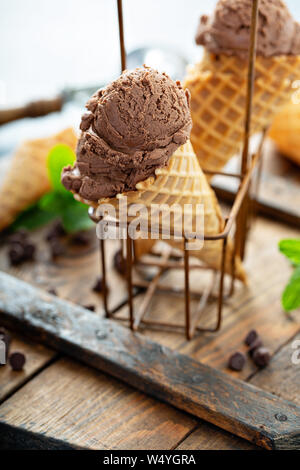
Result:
[61, 0, 300, 339]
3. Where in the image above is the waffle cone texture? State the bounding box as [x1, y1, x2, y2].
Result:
[76, 141, 246, 282]
[184, 52, 300, 174]
[0, 128, 77, 231]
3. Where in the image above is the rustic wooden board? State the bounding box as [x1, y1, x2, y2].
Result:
[116, 220, 300, 380]
[177, 421, 257, 450]
[177, 333, 300, 451]
[250, 333, 300, 405]
[0, 357, 197, 450]
[0, 333, 55, 403]
[0, 272, 299, 450]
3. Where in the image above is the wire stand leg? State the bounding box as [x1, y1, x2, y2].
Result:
[100, 239, 109, 318]
[216, 237, 228, 331]
[126, 232, 134, 330]
[184, 239, 191, 340]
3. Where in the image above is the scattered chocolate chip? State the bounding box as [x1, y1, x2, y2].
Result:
[252, 347, 271, 368]
[7, 232, 36, 266]
[9, 352, 26, 371]
[46, 221, 66, 241]
[113, 249, 126, 276]
[83, 304, 96, 312]
[245, 329, 258, 346]
[48, 288, 58, 296]
[248, 338, 263, 356]
[71, 231, 92, 246]
[8, 244, 25, 266]
[228, 352, 246, 372]
[23, 243, 36, 260]
[49, 239, 65, 258]
[92, 277, 103, 293]
[0, 328, 11, 361]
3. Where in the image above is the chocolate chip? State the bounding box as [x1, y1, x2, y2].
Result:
[71, 231, 92, 246]
[83, 304, 96, 312]
[8, 233, 36, 266]
[248, 338, 263, 356]
[228, 352, 246, 372]
[48, 288, 58, 296]
[23, 243, 35, 260]
[92, 277, 103, 293]
[245, 329, 258, 346]
[113, 249, 126, 276]
[46, 221, 66, 241]
[50, 239, 65, 258]
[8, 244, 25, 265]
[9, 352, 26, 371]
[252, 348, 271, 368]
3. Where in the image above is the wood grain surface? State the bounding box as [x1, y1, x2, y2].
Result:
[0, 357, 197, 450]
[0, 166, 299, 450]
[0, 333, 55, 403]
[0, 272, 299, 450]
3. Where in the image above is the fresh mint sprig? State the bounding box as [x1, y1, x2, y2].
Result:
[279, 239, 300, 312]
[10, 144, 94, 233]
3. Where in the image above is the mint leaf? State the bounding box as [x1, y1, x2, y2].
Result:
[39, 191, 73, 214]
[282, 266, 300, 312]
[279, 239, 300, 266]
[47, 144, 76, 193]
[10, 204, 56, 231]
[61, 201, 94, 233]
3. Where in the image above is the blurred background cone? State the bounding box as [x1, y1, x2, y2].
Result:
[269, 102, 300, 166]
[0, 128, 77, 231]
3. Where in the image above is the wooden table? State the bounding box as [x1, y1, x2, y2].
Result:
[0, 214, 299, 450]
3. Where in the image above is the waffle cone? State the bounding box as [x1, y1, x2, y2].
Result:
[184, 53, 300, 174]
[269, 103, 300, 166]
[78, 141, 246, 282]
[0, 128, 77, 231]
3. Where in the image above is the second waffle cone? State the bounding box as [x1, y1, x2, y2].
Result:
[184, 53, 300, 175]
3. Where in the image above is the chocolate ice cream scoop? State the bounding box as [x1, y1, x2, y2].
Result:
[196, 0, 300, 58]
[62, 67, 192, 201]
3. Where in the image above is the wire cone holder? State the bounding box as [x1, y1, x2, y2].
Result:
[88, 0, 279, 339]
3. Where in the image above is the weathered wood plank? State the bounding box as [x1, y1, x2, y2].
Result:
[0, 272, 299, 450]
[117, 220, 300, 380]
[0, 332, 55, 403]
[176, 422, 257, 450]
[250, 333, 300, 405]
[0, 357, 197, 450]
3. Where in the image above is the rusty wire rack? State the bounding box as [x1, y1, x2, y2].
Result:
[89, 0, 266, 340]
